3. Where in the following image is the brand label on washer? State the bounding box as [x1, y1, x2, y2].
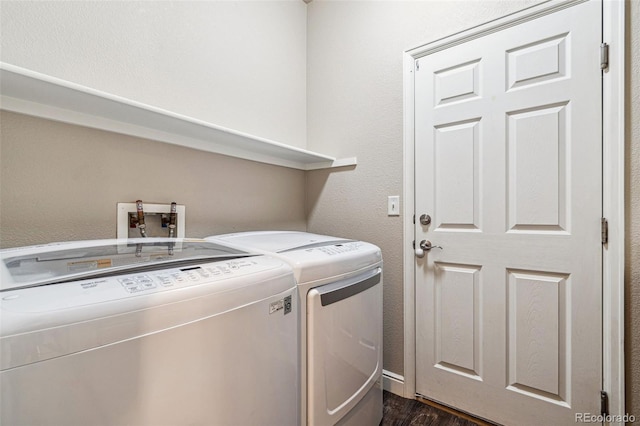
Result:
[270, 295, 292, 315]
[269, 299, 283, 314]
[68, 258, 112, 272]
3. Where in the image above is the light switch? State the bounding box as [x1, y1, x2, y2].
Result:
[388, 196, 400, 216]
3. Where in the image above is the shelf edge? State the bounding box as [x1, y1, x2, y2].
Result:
[304, 157, 358, 171]
[0, 63, 351, 171]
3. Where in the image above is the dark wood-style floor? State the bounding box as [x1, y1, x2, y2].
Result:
[381, 391, 491, 426]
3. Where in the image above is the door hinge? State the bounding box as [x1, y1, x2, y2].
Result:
[601, 218, 609, 245]
[601, 390, 609, 416]
[413, 214, 416, 224]
[600, 43, 609, 70]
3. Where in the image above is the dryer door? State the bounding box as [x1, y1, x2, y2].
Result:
[306, 267, 382, 426]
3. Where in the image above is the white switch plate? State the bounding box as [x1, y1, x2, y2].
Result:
[388, 196, 400, 216]
[117, 202, 186, 239]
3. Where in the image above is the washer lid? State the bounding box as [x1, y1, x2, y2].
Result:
[213, 231, 353, 253]
[0, 238, 252, 292]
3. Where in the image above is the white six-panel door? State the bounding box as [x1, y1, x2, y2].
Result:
[414, 1, 602, 424]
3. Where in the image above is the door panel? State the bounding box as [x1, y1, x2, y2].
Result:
[434, 262, 482, 377]
[434, 120, 481, 230]
[508, 103, 568, 231]
[414, 1, 602, 425]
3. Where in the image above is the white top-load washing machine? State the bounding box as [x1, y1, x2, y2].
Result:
[207, 231, 383, 426]
[0, 238, 299, 426]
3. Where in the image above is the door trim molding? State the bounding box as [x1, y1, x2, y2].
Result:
[402, 0, 625, 419]
[601, 0, 626, 420]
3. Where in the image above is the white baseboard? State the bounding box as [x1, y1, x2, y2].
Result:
[382, 370, 405, 397]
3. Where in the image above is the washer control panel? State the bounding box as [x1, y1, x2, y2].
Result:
[1, 258, 284, 314]
[119, 275, 157, 293]
[117, 259, 257, 294]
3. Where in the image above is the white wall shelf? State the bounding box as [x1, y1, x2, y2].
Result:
[0, 63, 356, 171]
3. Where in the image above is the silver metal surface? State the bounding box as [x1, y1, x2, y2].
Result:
[419, 214, 431, 226]
[419, 240, 442, 251]
[415, 240, 443, 258]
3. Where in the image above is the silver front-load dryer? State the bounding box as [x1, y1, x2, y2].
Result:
[207, 231, 383, 426]
[0, 238, 299, 426]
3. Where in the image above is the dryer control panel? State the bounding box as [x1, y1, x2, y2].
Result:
[309, 242, 365, 256]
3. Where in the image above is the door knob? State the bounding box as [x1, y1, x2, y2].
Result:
[415, 240, 442, 258]
[419, 214, 431, 226]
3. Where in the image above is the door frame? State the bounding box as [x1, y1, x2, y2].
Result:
[401, 0, 625, 421]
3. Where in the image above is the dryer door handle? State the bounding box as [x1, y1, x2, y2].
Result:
[317, 269, 381, 307]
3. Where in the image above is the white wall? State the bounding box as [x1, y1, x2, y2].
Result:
[0, 0, 308, 148]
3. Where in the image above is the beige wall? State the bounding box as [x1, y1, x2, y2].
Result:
[0, 111, 306, 248]
[305, 0, 543, 378]
[0, 1, 308, 147]
[625, 0, 640, 417]
[306, 0, 639, 415]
